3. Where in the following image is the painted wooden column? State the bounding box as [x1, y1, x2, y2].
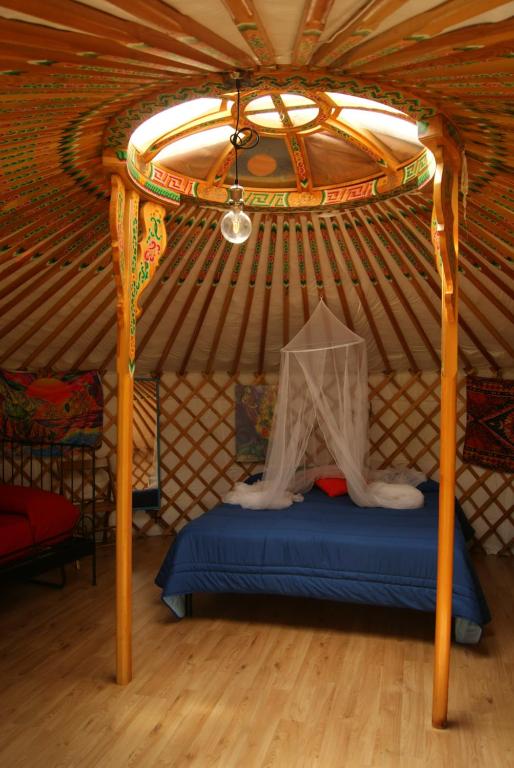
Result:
[419, 117, 461, 728]
[109, 174, 167, 684]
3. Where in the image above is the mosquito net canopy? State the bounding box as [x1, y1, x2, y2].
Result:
[225, 301, 424, 510]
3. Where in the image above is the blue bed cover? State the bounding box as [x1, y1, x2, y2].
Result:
[155, 480, 490, 627]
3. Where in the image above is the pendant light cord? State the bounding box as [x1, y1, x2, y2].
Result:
[229, 78, 259, 189]
[234, 81, 240, 185]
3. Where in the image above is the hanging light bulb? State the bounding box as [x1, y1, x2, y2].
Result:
[221, 206, 252, 244]
[221, 184, 252, 244]
[220, 76, 259, 245]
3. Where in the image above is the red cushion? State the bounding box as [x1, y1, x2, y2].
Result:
[0, 484, 79, 544]
[315, 477, 348, 497]
[0, 513, 34, 560]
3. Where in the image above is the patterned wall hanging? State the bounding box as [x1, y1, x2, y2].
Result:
[0, 369, 103, 446]
[463, 375, 514, 473]
[235, 384, 277, 462]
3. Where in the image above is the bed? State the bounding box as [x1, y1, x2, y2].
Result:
[0, 440, 97, 586]
[156, 479, 490, 641]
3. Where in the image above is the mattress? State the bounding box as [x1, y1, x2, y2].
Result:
[155, 480, 490, 629]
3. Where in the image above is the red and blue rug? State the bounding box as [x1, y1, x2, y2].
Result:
[463, 375, 514, 473]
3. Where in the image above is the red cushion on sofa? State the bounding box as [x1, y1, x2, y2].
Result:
[315, 477, 348, 497]
[0, 513, 34, 559]
[0, 484, 79, 544]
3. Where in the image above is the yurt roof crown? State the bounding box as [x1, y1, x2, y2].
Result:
[128, 86, 434, 212]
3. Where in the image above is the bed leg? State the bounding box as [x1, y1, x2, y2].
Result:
[185, 593, 193, 617]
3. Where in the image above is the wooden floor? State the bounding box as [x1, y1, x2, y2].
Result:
[0, 540, 513, 768]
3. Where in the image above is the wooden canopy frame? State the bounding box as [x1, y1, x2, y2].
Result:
[107, 113, 462, 728]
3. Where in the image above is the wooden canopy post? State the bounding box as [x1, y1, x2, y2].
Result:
[419, 117, 462, 728]
[109, 174, 168, 684]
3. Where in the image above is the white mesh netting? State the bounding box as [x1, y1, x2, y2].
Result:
[225, 301, 424, 510]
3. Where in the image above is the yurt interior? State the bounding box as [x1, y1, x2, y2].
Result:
[1, 1, 513, 766]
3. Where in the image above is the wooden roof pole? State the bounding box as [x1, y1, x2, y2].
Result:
[419, 116, 461, 729]
[109, 173, 169, 684]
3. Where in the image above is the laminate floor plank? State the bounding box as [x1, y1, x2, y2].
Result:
[0, 539, 512, 768]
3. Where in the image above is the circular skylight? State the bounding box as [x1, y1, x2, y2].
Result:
[127, 88, 434, 211]
[244, 93, 320, 130]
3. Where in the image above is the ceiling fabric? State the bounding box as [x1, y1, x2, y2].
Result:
[0, 1, 512, 374]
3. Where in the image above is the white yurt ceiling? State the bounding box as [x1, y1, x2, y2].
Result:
[1, 0, 513, 374]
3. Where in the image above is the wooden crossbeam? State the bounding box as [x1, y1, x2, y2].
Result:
[0, 0, 232, 70]
[362, 28, 514, 77]
[0, 18, 207, 75]
[390, 198, 492, 371]
[346, 217, 418, 369]
[330, 217, 391, 371]
[333, 0, 512, 71]
[312, 0, 404, 67]
[105, 0, 253, 67]
[257, 217, 277, 374]
[355, 213, 440, 368]
[230, 219, 266, 374]
[292, 0, 335, 65]
[221, 0, 276, 65]
[179, 240, 235, 375]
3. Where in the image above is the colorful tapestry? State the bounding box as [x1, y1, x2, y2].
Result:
[235, 384, 277, 462]
[463, 375, 514, 472]
[0, 369, 103, 447]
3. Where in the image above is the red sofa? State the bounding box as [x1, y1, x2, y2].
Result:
[0, 484, 79, 563]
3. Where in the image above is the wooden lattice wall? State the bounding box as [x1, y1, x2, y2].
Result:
[99, 371, 513, 555]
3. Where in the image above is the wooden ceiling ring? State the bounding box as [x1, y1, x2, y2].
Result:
[101, 69, 440, 157]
